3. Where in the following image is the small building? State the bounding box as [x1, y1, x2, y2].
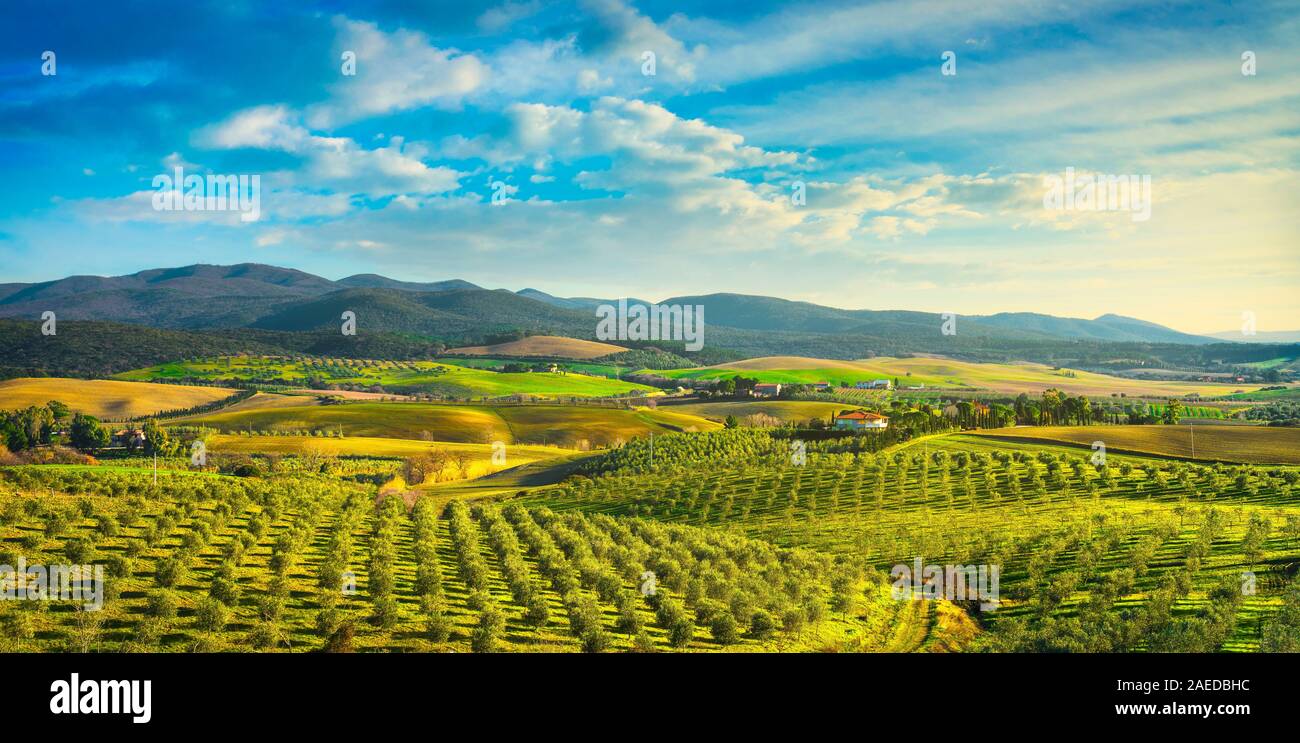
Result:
[812, 382, 831, 391]
[833, 410, 889, 430]
[113, 428, 146, 447]
[855, 379, 891, 390]
[752, 383, 782, 398]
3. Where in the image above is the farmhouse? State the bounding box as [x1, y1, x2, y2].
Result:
[752, 383, 782, 398]
[833, 410, 889, 430]
[112, 428, 145, 448]
[855, 379, 891, 390]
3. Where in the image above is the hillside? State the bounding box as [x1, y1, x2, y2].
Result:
[116, 356, 657, 399]
[970, 312, 1217, 344]
[967, 424, 1300, 464]
[4, 263, 1295, 374]
[0, 377, 236, 419]
[175, 402, 719, 447]
[655, 355, 1258, 397]
[447, 335, 628, 359]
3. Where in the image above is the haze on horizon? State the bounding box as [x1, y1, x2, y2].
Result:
[1, 0, 1297, 335]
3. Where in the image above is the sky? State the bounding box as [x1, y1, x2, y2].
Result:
[0, 0, 1297, 334]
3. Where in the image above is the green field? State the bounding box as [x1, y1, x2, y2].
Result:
[115, 355, 657, 399]
[1221, 386, 1300, 401]
[650, 355, 1258, 398]
[174, 402, 720, 448]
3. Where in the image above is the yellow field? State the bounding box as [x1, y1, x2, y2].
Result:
[447, 335, 627, 359]
[176, 401, 720, 448]
[207, 434, 565, 478]
[966, 424, 1300, 465]
[0, 377, 234, 419]
[667, 355, 1256, 397]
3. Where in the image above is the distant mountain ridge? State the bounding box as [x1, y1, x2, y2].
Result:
[969, 311, 1217, 345]
[0, 263, 1227, 355]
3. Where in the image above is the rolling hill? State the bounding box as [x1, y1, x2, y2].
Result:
[175, 402, 720, 447]
[966, 425, 1300, 465]
[0, 377, 237, 419]
[969, 312, 1216, 344]
[116, 356, 657, 398]
[654, 355, 1258, 397]
[446, 335, 628, 359]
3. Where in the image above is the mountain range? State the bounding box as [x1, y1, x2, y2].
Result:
[0, 262, 1232, 341]
[1, 264, 1295, 372]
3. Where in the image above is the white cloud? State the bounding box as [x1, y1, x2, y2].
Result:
[578, 0, 699, 83]
[197, 106, 462, 197]
[308, 17, 489, 128]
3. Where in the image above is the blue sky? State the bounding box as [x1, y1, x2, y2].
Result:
[1, 0, 1297, 333]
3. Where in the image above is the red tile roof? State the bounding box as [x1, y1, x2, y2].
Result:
[836, 410, 888, 420]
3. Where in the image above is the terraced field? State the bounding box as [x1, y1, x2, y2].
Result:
[0, 377, 237, 419]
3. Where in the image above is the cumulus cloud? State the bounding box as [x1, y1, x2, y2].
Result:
[577, 0, 699, 83]
[197, 105, 462, 197]
[308, 17, 489, 128]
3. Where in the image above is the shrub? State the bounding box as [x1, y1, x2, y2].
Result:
[749, 609, 777, 640]
[581, 627, 610, 653]
[62, 538, 93, 565]
[195, 597, 229, 633]
[471, 607, 504, 652]
[710, 611, 739, 645]
[146, 590, 177, 619]
[154, 556, 187, 588]
[106, 554, 132, 579]
[324, 621, 356, 653]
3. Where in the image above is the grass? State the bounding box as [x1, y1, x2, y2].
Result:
[1220, 386, 1300, 401]
[115, 355, 657, 399]
[175, 402, 720, 448]
[967, 425, 1300, 465]
[650, 356, 1260, 398]
[0, 377, 235, 419]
